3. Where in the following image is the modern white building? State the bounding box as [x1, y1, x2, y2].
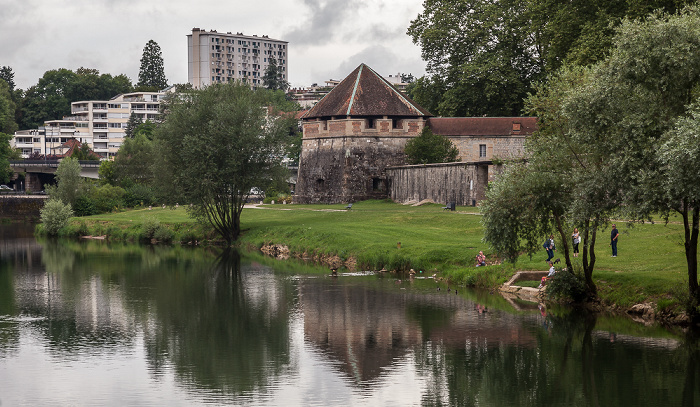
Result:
[187, 28, 288, 88]
[12, 90, 169, 160]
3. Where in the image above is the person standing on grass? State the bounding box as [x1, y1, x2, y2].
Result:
[610, 224, 619, 257]
[572, 228, 580, 257]
[544, 234, 556, 262]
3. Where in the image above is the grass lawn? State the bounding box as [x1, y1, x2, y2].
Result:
[66, 200, 695, 309]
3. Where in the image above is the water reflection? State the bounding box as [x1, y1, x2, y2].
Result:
[0, 224, 698, 406]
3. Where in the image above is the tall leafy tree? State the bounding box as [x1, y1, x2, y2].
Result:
[0, 80, 17, 134]
[154, 82, 290, 244]
[137, 40, 168, 91]
[46, 157, 84, 206]
[407, 0, 693, 117]
[19, 68, 132, 130]
[0, 132, 20, 184]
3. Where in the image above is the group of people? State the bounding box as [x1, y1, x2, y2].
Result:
[475, 225, 620, 270]
[543, 224, 619, 262]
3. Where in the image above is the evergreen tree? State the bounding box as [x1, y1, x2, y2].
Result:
[262, 58, 289, 91]
[137, 40, 168, 91]
[125, 112, 143, 138]
[0, 66, 15, 91]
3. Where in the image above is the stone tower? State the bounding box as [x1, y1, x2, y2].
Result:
[294, 64, 432, 204]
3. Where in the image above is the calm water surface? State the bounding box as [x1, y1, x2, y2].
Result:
[0, 223, 698, 406]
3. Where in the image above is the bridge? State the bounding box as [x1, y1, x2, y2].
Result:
[9, 160, 101, 192]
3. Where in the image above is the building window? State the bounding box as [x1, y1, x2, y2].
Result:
[479, 144, 487, 158]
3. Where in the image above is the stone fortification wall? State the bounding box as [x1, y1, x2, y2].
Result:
[386, 162, 490, 206]
[294, 117, 425, 204]
[449, 135, 526, 167]
[0, 196, 48, 220]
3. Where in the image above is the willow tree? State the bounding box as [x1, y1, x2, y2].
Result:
[155, 82, 289, 245]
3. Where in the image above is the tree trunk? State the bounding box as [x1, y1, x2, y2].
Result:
[682, 204, 700, 303]
[554, 214, 573, 272]
[581, 219, 598, 296]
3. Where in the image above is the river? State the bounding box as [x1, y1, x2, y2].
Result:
[0, 223, 698, 406]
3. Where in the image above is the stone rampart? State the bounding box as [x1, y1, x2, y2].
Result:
[0, 196, 48, 220]
[385, 162, 491, 206]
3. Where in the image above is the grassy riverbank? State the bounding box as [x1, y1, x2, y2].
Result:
[62, 200, 693, 312]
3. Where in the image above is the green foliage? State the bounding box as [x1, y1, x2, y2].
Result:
[123, 184, 157, 207]
[155, 82, 290, 244]
[0, 132, 18, 184]
[403, 127, 458, 164]
[262, 57, 289, 91]
[124, 113, 143, 139]
[19, 68, 132, 130]
[545, 267, 588, 303]
[50, 157, 84, 206]
[73, 195, 97, 217]
[40, 198, 74, 235]
[406, 0, 691, 117]
[114, 133, 155, 186]
[0, 80, 17, 134]
[98, 160, 117, 186]
[88, 184, 126, 213]
[137, 40, 168, 91]
[70, 142, 97, 160]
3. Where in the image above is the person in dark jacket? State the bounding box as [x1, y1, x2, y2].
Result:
[610, 224, 619, 257]
[544, 234, 556, 262]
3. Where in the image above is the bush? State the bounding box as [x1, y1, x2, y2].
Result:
[89, 184, 126, 213]
[545, 266, 587, 303]
[40, 199, 74, 236]
[73, 195, 97, 217]
[153, 226, 174, 243]
[142, 216, 160, 240]
[124, 184, 157, 208]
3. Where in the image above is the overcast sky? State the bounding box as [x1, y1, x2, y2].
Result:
[1, 0, 427, 91]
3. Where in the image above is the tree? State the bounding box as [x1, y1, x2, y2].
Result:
[47, 157, 84, 206]
[137, 40, 168, 91]
[124, 113, 143, 138]
[114, 132, 155, 187]
[0, 66, 15, 91]
[0, 132, 19, 184]
[155, 82, 290, 244]
[406, 0, 692, 117]
[40, 198, 74, 235]
[484, 8, 700, 300]
[0, 80, 17, 134]
[19, 68, 132, 130]
[658, 104, 700, 304]
[262, 57, 289, 91]
[403, 127, 458, 164]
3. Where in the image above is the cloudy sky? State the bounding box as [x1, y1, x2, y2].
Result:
[1, 0, 427, 91]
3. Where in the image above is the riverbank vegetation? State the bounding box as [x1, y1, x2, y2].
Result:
[56, 200, 694, 316]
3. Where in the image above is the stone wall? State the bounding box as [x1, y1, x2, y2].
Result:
[0, 196, 48, 220]
[450, 135, 526, 173]
[385, 162, 491, 206]
[294, 117, 426, 204]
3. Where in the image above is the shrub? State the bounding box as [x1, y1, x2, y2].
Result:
[73, 195, 97, 217]
[142, 216, 160, 240]
[124, 184, 157, 208]
[545, 266, 587, 303]
[40, 199, 74, 236]
[153, 226, 174, 243]
[89, 184, 126, 213]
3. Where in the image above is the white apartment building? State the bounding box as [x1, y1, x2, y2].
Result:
[12, 91, 168, 160]
[188, 28, 288, 88]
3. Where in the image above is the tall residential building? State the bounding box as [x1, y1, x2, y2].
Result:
[12, 90, 169, 160]
[188, 28, 288, 88]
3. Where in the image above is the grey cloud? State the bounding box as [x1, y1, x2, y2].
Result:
[313, 44, 424, 82]
[284, 0, 368, 46]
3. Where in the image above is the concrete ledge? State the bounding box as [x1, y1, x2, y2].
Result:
[499, 270, 548, 303]
[503, 270, 548, 286]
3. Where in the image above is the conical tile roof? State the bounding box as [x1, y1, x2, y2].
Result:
[302, 64, 432, 119]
